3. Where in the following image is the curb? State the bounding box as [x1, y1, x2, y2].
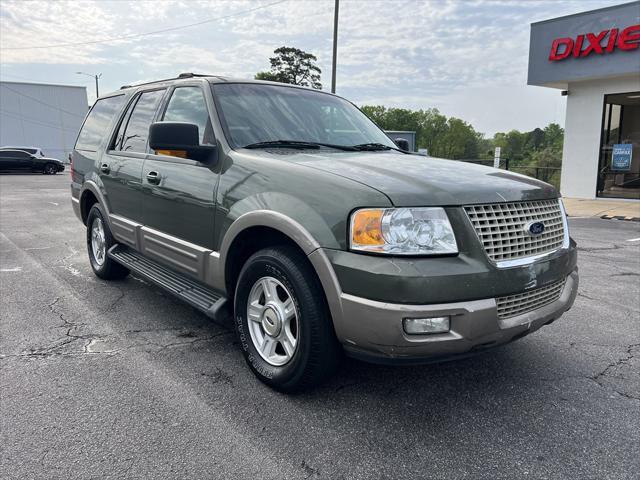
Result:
[600, 215, 640, 222]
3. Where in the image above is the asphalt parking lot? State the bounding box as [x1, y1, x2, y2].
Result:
[1, 173, 639, 480]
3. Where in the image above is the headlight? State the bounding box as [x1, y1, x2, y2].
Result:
[349, 207, 458, 255]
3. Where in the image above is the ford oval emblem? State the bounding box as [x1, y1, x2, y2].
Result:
[527, 221, 545, 236]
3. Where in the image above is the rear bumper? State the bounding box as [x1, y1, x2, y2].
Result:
[331, 268, 578, 364]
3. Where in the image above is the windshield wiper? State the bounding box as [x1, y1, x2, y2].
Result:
[244, 140, 319, 150]
[243, 140, 357, 151]
[350, 143, 394, 151]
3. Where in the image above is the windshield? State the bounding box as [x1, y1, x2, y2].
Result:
[212, 83, 396, 149]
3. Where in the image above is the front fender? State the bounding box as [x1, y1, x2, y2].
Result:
[210, 204, 346, 336]
[218, 192, 342, 250]
[210, 192, 341, 289]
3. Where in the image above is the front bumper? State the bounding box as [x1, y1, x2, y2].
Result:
[336, 268, 578, 364]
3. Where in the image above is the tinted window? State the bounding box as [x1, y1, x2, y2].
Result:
[76, 95, 126, 151]
[162, 87, 214, 145]
[120, 89, 165, 153]
[16, 151, 30, 159]
[0, 151, 11, 159]
[213, 83, 395, 149]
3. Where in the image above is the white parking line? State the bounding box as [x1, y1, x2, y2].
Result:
[0, 267, 22, 272]
[627, 238, 640, 242]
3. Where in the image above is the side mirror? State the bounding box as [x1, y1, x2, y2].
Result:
[394, 138, 410, 151]
[149, 122, 217, 164]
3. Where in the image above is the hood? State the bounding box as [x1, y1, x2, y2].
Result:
[287, 151, 558, 206]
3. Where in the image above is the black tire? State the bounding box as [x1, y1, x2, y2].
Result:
[86, 204, 129, 280]
[44, 163, 57, 175]
[234, 246, 341, 392]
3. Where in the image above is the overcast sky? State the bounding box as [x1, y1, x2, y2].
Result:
[0, 0, 621, 136]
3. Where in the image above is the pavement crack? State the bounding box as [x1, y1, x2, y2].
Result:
[588, 343, 640, 401]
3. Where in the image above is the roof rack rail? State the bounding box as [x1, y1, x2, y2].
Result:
[119, 73, 220, 90]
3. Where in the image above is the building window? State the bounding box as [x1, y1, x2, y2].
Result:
[597, 92, 640, 200]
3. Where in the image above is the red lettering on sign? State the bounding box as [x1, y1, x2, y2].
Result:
[572, 34, 584, 57]
[606, 28, 618, 53]
[582, 30, 607, 56]
[548, 24, 640, 61]
[618, 25, 640, 50]
[549, 38, 573, 61]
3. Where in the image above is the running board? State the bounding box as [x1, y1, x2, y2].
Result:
[108, 244, 229, 321]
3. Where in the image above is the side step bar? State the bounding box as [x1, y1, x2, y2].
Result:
[108, 244, 230, 322]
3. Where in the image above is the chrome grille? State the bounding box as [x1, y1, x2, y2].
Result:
[496, 279, 566, 319]
[464, 199, 565, 263]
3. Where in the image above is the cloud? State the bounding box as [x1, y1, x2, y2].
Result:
[0, 0, 619, 133]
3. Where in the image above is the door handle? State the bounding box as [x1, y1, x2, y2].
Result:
[146, 171, 161, 184]
[100, 163, 110, 174]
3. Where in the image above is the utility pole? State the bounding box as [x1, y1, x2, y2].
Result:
[331, 0, 339, 94]
[76, 72, 102, 98]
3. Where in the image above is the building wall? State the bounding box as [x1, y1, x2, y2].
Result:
[0, 82, 88, 160]
[561, 75, 640, 199]
[528, 1, 640, 88]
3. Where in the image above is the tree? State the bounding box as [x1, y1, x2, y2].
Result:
[255, 46, 322, 89]
[359, 103, 564, 187]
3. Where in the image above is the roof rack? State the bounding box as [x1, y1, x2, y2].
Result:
[119, 73, 221, 90]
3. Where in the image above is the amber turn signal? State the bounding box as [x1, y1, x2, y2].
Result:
[156, 149, 187, 159]
[351, 209, 384, 247]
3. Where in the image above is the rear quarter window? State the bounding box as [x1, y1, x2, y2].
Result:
[75, 95, 126, 152]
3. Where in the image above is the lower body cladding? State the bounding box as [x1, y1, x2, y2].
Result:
[326, 268, 579, 365]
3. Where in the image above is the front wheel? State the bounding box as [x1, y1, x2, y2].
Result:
[86, 204, 129, 280]
[234, 246, 341, 392]
[44, 163, 57, 175]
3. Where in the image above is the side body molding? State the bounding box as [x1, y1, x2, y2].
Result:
[108, 215, 214, 284]
[104, 209, 346, 332]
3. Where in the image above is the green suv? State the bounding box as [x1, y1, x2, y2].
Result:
[71, 74, 578, 392]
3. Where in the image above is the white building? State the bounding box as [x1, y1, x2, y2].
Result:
[528, 1, 640, 201]
[0, 81, 88, 161]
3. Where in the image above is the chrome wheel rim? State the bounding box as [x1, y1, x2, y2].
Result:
[91, 217, 106, 266]
[46, 165, 54, 174]
[247, 276, 299, 366]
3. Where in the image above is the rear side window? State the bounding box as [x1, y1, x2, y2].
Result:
[75, 95, 125, 152]
[162, 87, 214, 145]
[119, 89, 165, 153]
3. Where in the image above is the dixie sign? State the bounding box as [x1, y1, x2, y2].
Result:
[549, 24, 640, 61]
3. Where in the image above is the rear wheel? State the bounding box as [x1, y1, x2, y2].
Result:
[44, 163, 57, 175]
[234, 245, 341, 392]
[86, 204, 129, 280]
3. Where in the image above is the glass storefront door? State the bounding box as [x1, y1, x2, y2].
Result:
[597, 92, 640, 200]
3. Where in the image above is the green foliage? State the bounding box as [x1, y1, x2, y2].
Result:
[255, 46, 322, 89]
[360, 105, 486, 160]
[360, 105, 565, 188]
